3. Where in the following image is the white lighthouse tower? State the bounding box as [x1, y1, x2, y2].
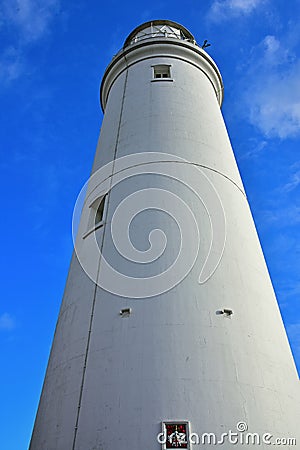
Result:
[30, 20, 300, 449]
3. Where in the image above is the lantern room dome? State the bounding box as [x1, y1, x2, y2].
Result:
[123, 20, 196, 48]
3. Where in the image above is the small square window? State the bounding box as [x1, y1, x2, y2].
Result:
[153, 65, 171, 80]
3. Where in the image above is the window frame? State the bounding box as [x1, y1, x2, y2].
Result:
[152, 64, 173, 82]
[82, 193, 108, 239]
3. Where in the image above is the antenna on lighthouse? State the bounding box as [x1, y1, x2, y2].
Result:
[201, 39, 211, 49]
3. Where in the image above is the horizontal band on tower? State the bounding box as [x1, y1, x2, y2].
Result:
[100, 38, 224, 111]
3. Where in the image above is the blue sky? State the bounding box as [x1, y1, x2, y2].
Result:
[1, 0, 300, 448]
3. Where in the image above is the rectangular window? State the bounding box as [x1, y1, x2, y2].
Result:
[95, 194, 107, 226]
[83, 193, 108, 239]
[153, 64, 172, 80]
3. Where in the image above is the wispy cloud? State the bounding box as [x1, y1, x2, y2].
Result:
[243, 32, 300, 139]
[238, 139, 267, 160]
[282, 170, 300, 193]
[261, 35, 291, 67]
[0, 313, 16, 331]
[0, 0, 60, 83]
[0, 47, 23, 84]
[261, 205, 300, 227]
[248, 66, 300, 139]
[1, 0, 60, 43]
[207, 0, 265, 22]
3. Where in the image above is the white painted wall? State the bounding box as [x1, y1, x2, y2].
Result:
[30, 21, 300, 450]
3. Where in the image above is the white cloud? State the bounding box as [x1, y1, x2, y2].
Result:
[0, 47, 23, 84]
[0, 0, 60, 83]
[282, 169, 300, 192]
[244, 34, 300, 139]
[207, 0, 265, 22]
[249, 74, 300, 138]
[260, 205, 300, 227]
[2, 0, 60, 42]
[238, 139, 267, 160]
[0, 313, 16, 331]
[264, 35, 280, 52]
[260, 35, 291, 67]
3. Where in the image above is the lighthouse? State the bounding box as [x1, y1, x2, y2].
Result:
[30, 20, 300, 449]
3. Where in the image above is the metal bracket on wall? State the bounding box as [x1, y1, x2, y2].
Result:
[120, 308, 132, 318]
